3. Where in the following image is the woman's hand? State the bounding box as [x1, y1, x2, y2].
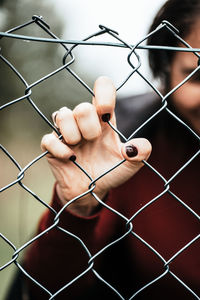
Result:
[41, 76, 152, 216]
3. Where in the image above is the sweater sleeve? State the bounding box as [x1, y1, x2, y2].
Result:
[24, 184, 121, 299]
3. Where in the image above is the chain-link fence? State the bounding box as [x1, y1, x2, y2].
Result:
[0, 15, 199, 299]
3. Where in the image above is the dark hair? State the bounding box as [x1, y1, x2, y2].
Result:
[147, 0, 200, 86]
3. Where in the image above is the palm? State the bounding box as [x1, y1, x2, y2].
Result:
[48, 121, 130, 201]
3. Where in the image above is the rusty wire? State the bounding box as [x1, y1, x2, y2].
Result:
[0, 15, 199, 299]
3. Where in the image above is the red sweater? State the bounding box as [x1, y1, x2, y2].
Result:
[25, 115, 200, 300]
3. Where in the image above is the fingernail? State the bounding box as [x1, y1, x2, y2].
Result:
[102, 113, 111, 122]
[126, 145, 138, 157]
[69, 155, 76, 162]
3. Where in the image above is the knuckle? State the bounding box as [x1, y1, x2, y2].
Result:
[73, 102, 94, 118]
[55, 111, 64, 124]
[86, 131, 101, 141]
[58, 150, 69, 161]
[56, 107, 72, 124]
[82, 124, 102, 141]
[41, 133, 52, 150]
[68, 135, 81, 145]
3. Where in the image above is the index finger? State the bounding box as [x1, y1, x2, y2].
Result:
[92, 76, 116, 121]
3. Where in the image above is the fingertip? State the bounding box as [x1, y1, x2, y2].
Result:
[95, 76, 115, 86]
[121, 138, 152, 162]
[41, 133, 74, 160]
[73, 102, 102, 140]
[41, 133, 51, 152]
[93, 76, 116, 117]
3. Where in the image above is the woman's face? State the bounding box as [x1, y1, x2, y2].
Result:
[170, 24, 200, 134]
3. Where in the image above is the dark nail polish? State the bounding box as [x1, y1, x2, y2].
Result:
[102, 113, 111, 122]
[126, 145, 138, 157]
[69, 155, 76, 162]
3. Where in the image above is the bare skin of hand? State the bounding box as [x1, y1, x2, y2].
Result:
[41, 76, 152, 216]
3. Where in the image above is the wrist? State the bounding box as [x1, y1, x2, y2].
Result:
[55, 183, 107, 217]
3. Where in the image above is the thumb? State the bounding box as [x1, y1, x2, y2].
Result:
[121, 138, 152, 164]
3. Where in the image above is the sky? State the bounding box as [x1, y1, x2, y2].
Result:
[48, 0, 166, 96]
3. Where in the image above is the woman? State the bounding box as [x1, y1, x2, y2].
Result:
[7, 0, 200, 299]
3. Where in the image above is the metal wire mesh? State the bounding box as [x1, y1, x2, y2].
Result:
[0, 15, 199, 299]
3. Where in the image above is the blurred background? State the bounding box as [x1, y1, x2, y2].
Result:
[0, 0, 165, 298]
